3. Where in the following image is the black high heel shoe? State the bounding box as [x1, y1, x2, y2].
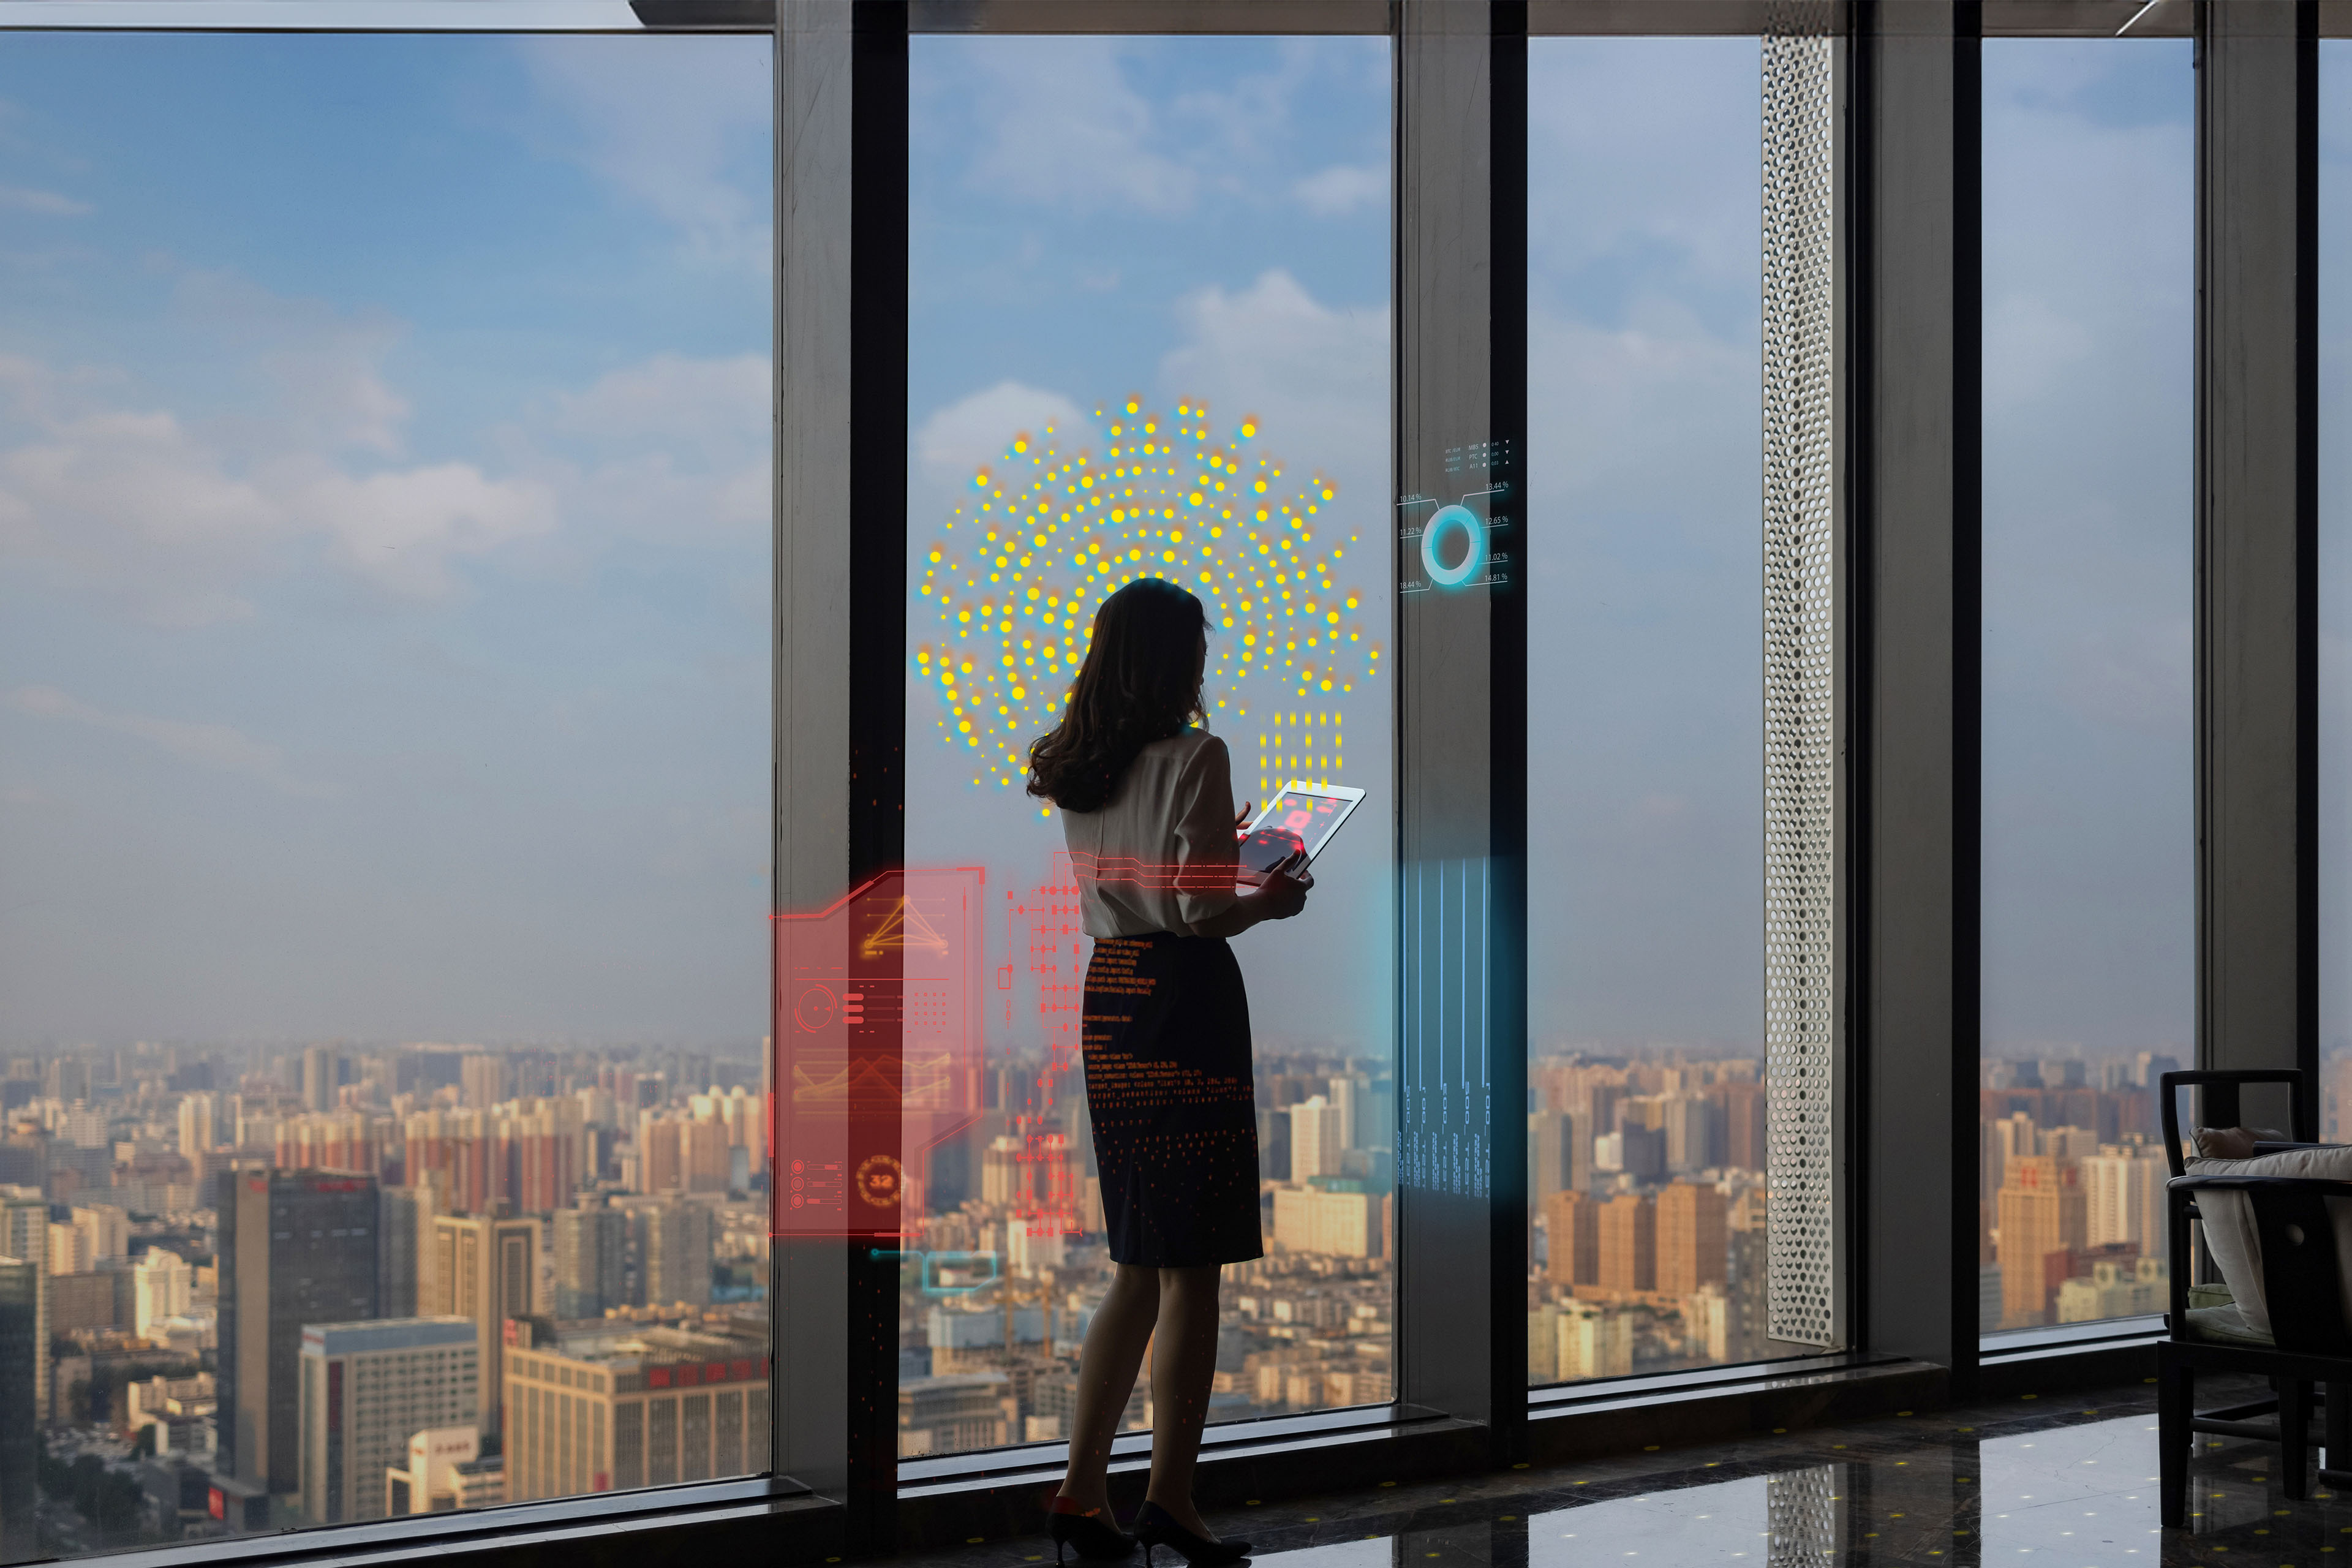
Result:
[1047, 1497, 1137, 1565]
[1131, 1500, 1249, 1567]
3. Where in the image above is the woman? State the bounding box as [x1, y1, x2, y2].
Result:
[1027, 578, 1311, 1567]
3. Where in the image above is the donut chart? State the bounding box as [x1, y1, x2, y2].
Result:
[1420, 503, 1485, 589]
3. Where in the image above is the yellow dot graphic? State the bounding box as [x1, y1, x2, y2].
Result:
[914, 399, 1380, 791]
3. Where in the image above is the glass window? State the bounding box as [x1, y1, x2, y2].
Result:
[1524, 36, 1779, 1384]
[1978, 37, 2193, 1335]
[2321, 45, 2352, 1138]
[0, 29, 772, 1550]
[902, 34, 1393, 1453]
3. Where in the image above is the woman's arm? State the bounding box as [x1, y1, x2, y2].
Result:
[1170, 734, 1310, 938]
[1188, 865, 1310, 938]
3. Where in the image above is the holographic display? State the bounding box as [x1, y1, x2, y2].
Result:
[1398, 438, 1514, 595]
[913, 399, 1380, 808]
[772, 868, 984, 1239]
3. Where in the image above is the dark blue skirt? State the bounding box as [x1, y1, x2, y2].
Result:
[1082, 931, 1265, 1268]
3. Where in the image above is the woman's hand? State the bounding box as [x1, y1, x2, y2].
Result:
[1254, 865, 1311, 921]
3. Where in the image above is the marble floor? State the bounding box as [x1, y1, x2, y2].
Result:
[890, 1376, 2352, 1567]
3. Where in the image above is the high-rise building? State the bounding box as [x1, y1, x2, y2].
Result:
[1326, 1076, 1363, 1151]
[1255, 1109, 1292, 1185]
[221, 1170, 382, 1494]
[0, 1257, 36, 1562]
[1715, 1082, 1767, 1172]
[1596, 1193, 1656, 1295]
[302, 1047, 342, 1115]
[1527, 1112, 1577, 1205]
[462, 1054, 508, 1113]
[1996, 1155, 2087, 1329]
[1289, 1096, 1346, 1180]
[297, 1317, 480, 1526]
[48, 1219, 92, 1277]
[554, 1201, 626, 1319]
[380, 1186, 440, 1321]
[1555, 1301, 1632, 1380]
[1661, 1096, 1721, 1175]
[135, 1248, 194, 1340]
[1269, 1185, 1376, 1257]
[43, 1056, 89, 1106]
[1542, 1189, 1599, 1288]
[425, 1213, 537, 1437]
[2082, 1144, 2168, 1256]
[0, 1189, 49, 1415]
[178, 1092, 219, 1159]
[1656, 1182, 1728, 1296]
[71, 1201, 128, 1264]
[502, 1313, 769, 1499]
[640, 1202, 714, 1310]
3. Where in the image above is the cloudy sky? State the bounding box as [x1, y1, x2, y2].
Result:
[0, 28, 2343, 1071]
[0, 33, 774, 1048]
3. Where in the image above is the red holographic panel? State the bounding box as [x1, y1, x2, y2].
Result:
[772, 867, 984, 1239]
[1065, 851, 1239, 892]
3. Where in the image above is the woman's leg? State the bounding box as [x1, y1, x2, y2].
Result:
[1143, 1264, 1224, 1536]
[1058, 1262, 1161, 1513]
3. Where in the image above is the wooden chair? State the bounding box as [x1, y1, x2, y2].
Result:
[2157, 1170, 2352, 1523]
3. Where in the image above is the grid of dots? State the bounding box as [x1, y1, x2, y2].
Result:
[1255, 710, 1344, 799]
[913, 399, 1379, 811]
[1762, 26, 1839, 1351]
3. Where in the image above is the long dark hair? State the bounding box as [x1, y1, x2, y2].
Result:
[1026, 578, 1210, 813]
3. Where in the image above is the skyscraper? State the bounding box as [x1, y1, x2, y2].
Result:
[1289, 1096, 1345, 1180]
[178, 1092, 219, 1159]
[297, 1317, 480, 1526]
[380, 1186, 440, 1321]
[1596, 1193, 1656, 1296]
[554, 1201, 625, 1319]
[134, 1248, 194, 1341]
[0, 1190, 48, 1416]
[1656, 1182, 1728, 1295]
[221, 1170, 382, 1494]
[461, 1054, 508, 1113]
[0, 1257, 34, 1562]
[426, 1213, 536, 1437]
[301, 1047, 341, 1115]
[1996, 1155, 2087, 1329]
[1542, 1189, 1599, 1288]
[640, 1201, 714, 1310]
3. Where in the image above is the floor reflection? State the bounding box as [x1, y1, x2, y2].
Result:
[902, 1376, 2349, 1568]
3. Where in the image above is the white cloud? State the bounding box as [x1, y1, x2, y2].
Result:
[175, 270, 412, 456]
[1155, 270, 1387, 509]
[513, 36, 772, 267]
[956, 38, 1198, 216]
[1527, 298, 1758, 524]
[1292, 164, 1383, 218]
[0, 185, 90, 216]
[915, 380, 1092, 490]
[2, 684, 328, 796]
[0, 282, 562, 620]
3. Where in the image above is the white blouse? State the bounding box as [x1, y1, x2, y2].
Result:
[1061, 729, 1242, 939]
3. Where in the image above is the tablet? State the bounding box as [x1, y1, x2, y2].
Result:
[1242, 780, 1366, 866]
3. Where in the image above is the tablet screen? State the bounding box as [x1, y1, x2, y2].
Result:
[1247, 782, 1365, 863]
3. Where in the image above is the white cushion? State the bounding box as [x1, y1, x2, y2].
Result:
[2184, 1142, 2352, 1336]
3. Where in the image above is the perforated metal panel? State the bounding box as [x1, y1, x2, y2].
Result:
[1765, 1465, 1844, 1566]
[1761, 21, 1840, 1349]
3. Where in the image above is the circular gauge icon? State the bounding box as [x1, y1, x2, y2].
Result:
[855, 1153, 905, 1209]
[1421, 503, 1485, 589]
[794, 984, 837, 1032]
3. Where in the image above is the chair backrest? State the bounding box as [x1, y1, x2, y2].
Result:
[2158, 1069, 2311, 1177]
[2236, 1178, 2352, 1358]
